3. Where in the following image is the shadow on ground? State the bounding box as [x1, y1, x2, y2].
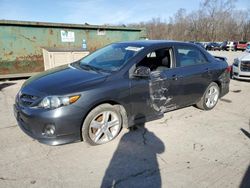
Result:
[101, 124, 165, 188]
[240, 165, 250, 188]
[239, 128, 250, 188]
[0, 83, 16, 91]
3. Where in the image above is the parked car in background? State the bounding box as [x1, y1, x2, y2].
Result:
[14, 40, 230, 146]
[232, 51, 250, 80]
[227, 41, 237, 51]
[245, 44, 250, 52]
[202, 42, 209, 49]
[236, 41, 248, 51]
[189, 41, 205, 49]
[220, 41, 228, 51]
[206, 42, 221, 51]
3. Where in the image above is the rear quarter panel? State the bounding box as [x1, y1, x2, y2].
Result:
[212, 58, 230, 97]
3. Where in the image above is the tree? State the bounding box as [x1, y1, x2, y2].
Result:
[128, 0, 250, 42]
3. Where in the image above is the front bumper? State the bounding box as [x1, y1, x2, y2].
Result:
[232, 65, 250, 80]
[14, 103, 83, 145]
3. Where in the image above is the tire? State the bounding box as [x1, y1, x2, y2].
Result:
[82, 103, 122, 145]
[196, 82, 220, 110]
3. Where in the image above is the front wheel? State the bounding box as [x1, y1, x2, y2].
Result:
[82, 104, 122, 145]
[196, 82, 220, 110]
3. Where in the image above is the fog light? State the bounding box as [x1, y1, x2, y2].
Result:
[43, 124, 55, 137]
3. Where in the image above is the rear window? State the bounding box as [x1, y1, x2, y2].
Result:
[239, 41, 247, 44]
[176, 46, 208, 67]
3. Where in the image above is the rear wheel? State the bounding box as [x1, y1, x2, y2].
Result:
[196, 82, 220, 110]
[82, 104, 122, 145]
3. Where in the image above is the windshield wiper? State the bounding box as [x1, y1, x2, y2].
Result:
[80, 64, 100, 72]
[80, 64, 112, 73]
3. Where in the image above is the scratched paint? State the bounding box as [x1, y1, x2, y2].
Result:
[0, 20, 146, 75]
[149, 71, 175, 113]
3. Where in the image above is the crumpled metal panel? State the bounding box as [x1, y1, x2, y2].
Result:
[149, 71, 174, 113]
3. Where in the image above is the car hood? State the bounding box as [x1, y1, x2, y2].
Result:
[22, 64, 108, 95]
[238, 52, 250, 61]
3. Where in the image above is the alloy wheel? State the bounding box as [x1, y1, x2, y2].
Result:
[205, 85, 219, 108]
[88, 110, 121, 144]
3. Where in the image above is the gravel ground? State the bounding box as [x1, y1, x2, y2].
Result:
[0, 51, 249, 188]
[208, 50, 243, 65]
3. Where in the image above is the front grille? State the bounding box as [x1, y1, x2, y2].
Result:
[19, 93, 40, 107]
[240, 75, 250, 78]
[240, 61, 250, 72]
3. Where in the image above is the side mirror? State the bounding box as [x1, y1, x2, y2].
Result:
[133, 66, 151, 78]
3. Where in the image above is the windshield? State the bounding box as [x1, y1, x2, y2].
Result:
[79, 43, 144, 72]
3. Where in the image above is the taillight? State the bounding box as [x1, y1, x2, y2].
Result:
[226, 66, 232, 73]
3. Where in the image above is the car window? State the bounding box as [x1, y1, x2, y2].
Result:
[147, 52, 156, 58]
[80, 44, 144, 72]
[176, 45, 208, 67]
[239, 41, 247, 44]
[95, 48, 125, 63]
[137, 48, 172, 71]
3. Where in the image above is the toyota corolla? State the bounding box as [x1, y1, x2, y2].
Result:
[14, 40, 230, 146]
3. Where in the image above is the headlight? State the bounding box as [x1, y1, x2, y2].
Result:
[39, 95, 80, 109]
[233, 59, 239, 67]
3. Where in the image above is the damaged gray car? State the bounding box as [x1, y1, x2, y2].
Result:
[14, 40, 230, 146]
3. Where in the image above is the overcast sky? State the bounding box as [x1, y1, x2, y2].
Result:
[0, 0, 249, 25]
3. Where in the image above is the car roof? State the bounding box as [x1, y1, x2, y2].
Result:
[116, 40, 191, 47]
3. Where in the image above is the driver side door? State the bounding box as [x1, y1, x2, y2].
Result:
[129, 46, 183, 123]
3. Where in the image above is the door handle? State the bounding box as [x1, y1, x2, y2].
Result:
[172, 74, 183, 80]
[172, 74, 178, 80]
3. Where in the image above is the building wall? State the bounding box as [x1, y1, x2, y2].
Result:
[0, 21, 145, 75]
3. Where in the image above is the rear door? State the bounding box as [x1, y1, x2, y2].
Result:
[173, 44, 212, 106]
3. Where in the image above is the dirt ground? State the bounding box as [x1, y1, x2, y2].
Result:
[0, 51, 249, 188]
[209, 50, 242, 65]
